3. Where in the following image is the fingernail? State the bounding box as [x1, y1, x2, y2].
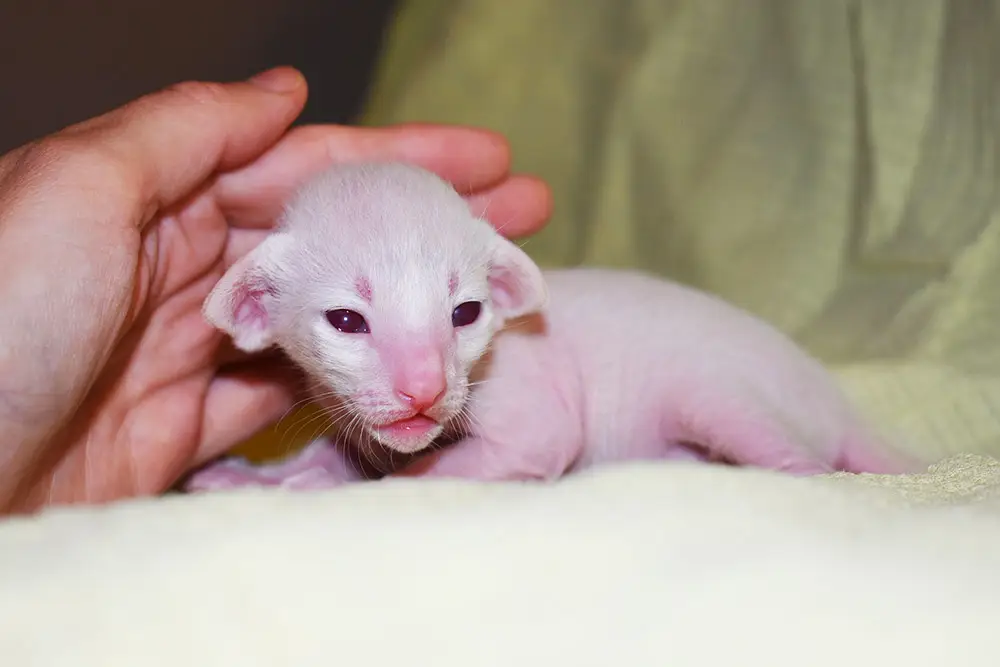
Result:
[247, 67, 304, 93]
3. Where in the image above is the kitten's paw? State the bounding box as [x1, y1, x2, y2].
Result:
[183, 439, 360, 492]
[183, 458, 278, 492]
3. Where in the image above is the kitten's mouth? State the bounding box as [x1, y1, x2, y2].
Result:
[373, 415, 441, 441]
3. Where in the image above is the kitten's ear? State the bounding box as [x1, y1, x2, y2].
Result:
[488, 236, 548, 320]
[203, 233, 293, 353]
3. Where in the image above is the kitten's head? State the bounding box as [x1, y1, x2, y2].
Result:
[204, 162, 547, 453]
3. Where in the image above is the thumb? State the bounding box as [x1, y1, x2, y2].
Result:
[69, 66, 308, 225]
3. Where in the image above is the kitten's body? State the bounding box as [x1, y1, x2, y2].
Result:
[184, 163, 915, 492]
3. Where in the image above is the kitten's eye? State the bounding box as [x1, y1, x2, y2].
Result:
[325, 309, 370, 334]
[451, 301, 482, 328]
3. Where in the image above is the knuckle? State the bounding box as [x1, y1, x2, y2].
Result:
[18, 133, 142, 207]
[160, 79, 230, 108]
[20, 134, 104, 175]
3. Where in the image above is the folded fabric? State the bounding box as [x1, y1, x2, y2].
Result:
[2, 455, 999, 666]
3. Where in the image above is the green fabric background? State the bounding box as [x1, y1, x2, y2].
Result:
[243, 0, 1000, 465]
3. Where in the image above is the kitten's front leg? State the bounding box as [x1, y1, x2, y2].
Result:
[183, 438, 362, 492]
[391, 431, 580, 483]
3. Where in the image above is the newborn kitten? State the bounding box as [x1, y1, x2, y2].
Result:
[184, 162, 915, 491]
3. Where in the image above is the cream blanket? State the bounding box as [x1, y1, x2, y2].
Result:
[1, 455, 1000, 665]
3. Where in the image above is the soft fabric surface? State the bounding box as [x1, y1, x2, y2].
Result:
[2, 456, 1000, 665]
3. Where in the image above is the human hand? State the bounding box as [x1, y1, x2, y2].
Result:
[0, 66, 552, 513]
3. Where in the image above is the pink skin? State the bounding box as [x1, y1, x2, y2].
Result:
[184, 439, 357, 491]
[183, 162, 919, 493]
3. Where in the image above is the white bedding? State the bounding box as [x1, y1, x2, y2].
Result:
[1, 456, 999, 666]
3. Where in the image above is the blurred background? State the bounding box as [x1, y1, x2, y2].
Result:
[0, 0, 398, 153]
[5, 0, 1000, 466]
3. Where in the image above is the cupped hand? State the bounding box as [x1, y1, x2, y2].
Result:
[0, 66, 552, 513]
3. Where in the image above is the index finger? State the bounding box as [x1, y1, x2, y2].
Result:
[212, 123, 517, 227]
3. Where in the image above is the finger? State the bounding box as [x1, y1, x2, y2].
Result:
[195, 360, 302, 466]
[212, 123, 516, 228]
[212, 336, 289, 368]
[63, 66, 308, 224]
[466, 174, 553, 239]
[219, 172, 553, 266]
[222, 228, 270, 268]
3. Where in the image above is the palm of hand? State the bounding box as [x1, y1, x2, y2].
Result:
[31, 186, 253, 505]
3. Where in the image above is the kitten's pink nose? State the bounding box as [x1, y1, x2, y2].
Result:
[390, 343, 448, 413]
[396, 383, 446, 413]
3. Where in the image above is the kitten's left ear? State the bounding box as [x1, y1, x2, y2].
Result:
[488, 236, 548, 320]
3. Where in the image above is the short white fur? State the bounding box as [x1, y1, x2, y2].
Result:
[191, 161, 918, 491]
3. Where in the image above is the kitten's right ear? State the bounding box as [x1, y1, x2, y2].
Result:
[487, 235, 548, 321]
[203, 233, 293, 353]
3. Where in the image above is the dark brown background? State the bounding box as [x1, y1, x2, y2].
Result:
[0, 0, 399, 154]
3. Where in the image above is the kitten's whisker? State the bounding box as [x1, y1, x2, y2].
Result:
[283, 402, 346, 448]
